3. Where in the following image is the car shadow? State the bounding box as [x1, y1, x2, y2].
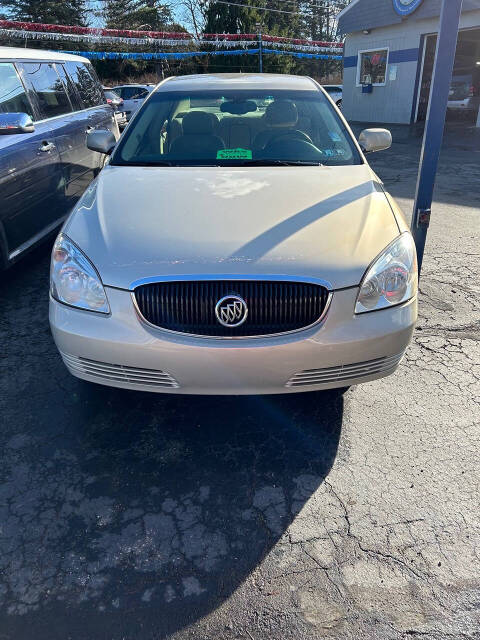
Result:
[0, 204, 345, 640]
[0, 358, 344, 639]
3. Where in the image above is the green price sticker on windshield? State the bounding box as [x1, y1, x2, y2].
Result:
[216, 148, 252, 160]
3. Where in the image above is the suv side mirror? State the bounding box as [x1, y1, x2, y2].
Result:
[86, 129, 116, 155]
[0, 112, 35, 135]
[358, 128, 392, 153]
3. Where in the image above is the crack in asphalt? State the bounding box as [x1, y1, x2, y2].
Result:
[0, 132, 479, 639]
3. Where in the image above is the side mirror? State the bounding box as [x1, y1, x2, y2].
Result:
[358, 128, 392, 153]
[86, 129, 116, 155]
[0, 112, 35, 135]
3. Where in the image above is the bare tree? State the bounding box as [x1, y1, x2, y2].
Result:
[172, 0, 207, 37]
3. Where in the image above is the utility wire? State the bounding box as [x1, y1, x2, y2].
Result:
[255, 0, 346, 6]
[87, 0, 346, 9]
[202, 0, 347, 15]
[205, 0, 315, 15]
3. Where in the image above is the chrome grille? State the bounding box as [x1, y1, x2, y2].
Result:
[286, 353, 404, 387]
[134, 280, 330, 337]
[61, 353, 179, 388]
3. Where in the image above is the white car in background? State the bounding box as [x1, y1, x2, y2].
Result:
[110, 84, 155, 121]
[447, 74, 479, 118]
[322, 85, 343, 109]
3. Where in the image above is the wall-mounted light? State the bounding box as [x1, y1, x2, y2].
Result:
[476, 60, 480, 66]
[363, 29, 371, 35]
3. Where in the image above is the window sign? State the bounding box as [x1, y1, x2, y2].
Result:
[357, 49, 389, 86]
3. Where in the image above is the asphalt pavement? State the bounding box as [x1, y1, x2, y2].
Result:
[0, 124, 479, 640]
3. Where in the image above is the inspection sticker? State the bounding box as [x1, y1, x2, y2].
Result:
[216, 148, 253, 160]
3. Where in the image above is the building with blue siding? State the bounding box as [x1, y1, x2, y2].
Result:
[337, 0, 480, 124]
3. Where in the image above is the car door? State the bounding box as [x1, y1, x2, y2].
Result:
[112, 86, 132, 117]
[18, 60, 99, 209]
[64, 61, 118, 186]
[0, 61, 64, 258]
[54, 61, 96, 202]
[129, 87, 150, 117]
[82, 64, 118, 149]
[114, 86, 149, 119]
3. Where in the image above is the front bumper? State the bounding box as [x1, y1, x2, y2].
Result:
[49, 287, 417, 395]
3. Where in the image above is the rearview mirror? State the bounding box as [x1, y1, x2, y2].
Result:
[358, 128, 392, 153]
[86, 129, 116, 155]
[0, 112, 34, 135]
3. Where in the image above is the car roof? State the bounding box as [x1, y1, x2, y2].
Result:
[0, 46, 90, 63]
[157, 73, 319, 93]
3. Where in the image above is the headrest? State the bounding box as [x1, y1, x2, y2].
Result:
[265, 100, 298, 127]
[182, 111, 214, 135]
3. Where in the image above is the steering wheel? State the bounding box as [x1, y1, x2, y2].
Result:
[263, 137, 324, 161]
[267, 130, 313, 146]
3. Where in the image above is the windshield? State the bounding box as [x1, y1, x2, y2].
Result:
[111, 89, 362, 167]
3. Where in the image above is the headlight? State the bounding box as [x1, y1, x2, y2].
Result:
[355, 232, 417, 314]
[50, 234, 109, 314]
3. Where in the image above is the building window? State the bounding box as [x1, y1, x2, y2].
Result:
[357, 49, 389, 86]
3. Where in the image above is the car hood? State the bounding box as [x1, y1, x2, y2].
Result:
[65, 164, 399, 290]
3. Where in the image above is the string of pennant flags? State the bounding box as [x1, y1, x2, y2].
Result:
[0, 18, 344, 56]
[62, 49, 342, 61]
[0, 19, 191, 40]
[0, 28, 342, 53]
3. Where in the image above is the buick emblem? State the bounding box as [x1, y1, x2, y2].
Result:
[215, 294, 248, 328]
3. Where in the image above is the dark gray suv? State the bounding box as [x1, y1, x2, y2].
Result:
[0, 47, 118, 268]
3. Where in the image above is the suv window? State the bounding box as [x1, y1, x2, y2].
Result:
[0, 62, 33, 117]
[119, 87, 148, 100]
[64, 61, 104, 108]
[54, 63, 83, 111]
[18, 62, 72, 120]
[134, 88, 149, 99]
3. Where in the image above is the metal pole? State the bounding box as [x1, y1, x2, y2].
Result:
[411, 0, 463, 275]
[258, 30, 263, 73]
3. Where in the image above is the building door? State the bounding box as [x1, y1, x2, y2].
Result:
[416, 28, 480, 124]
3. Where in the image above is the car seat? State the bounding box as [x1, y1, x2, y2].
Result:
[253, 100, 308, 150]
[169, 111, 225, 157]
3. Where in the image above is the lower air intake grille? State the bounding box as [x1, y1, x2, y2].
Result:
[61, 353, 179, 388]
[286, 353, 404, 387]
[134, 280, 330, 337]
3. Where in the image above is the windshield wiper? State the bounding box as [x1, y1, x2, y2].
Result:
[118, 160, 175, 167]
[239, 159, 323, 166]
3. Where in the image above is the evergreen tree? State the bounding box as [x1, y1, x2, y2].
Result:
[202, 0, 302, 74]
[294, 0, 345, 81]
[298, 0, 345, 41]
[103, 0, 174, 31]
[3, 0, 87, 25]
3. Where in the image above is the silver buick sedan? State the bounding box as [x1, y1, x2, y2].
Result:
[49, 74, 417, 395]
